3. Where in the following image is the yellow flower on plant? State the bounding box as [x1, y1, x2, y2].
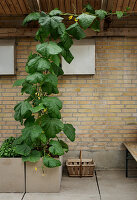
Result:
[35, 167, 37, 172]
[38, 97, 40, 100]
[75, 18, 78, 22]
[44, 108, 47, 112]
[68, 15, 73, 20]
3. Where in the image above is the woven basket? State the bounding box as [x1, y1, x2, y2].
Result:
[66, 150, 95, 177]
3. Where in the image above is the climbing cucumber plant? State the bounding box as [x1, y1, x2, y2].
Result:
[11, 4, 126, 168]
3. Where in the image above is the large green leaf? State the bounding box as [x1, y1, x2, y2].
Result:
[35, 26, 50, 43]
[95, 9, 107, 20]
[40, 133, 47, 143]
[49, 140, 64, 156]
[14, 101, 32, 123]
[51, 55, 60, 67]
[31, 103, 45, 113]
[13, 79, 25, 87]
[42, 96, 62, 119]
[49, 9, 62, 16]
[91, 19, 100, 32]
[27, 55, 40, 74]
[22, 125, 43, 141]
[26, 72, 45, 84]
[43, 155, 61, 168]
[42, 117, 64, 138]
[50, 63, 64, 77]
[15, 143, 31, 156]
[66, 23, 85, 40]
[37, 41, 62, 57]
[77, 13, 96, 29]
[60, 32, 73, 49]
[37, 58, 51, 71]
[24, 116, 35, 127]
[41, 73, 58, 95]
[59, 140, 69, 153]
[21, 82, 37, 95]
[23, 12, 40, 25]
[63, 124, 75, 142]
[22, 150, 41, 162]
[61, 47, 74, 64]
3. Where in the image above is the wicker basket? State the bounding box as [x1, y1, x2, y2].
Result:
[66, 150, 95, 177]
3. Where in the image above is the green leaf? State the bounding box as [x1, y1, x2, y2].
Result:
[14, 101, 32, 123]
[21, 82, 37, 95]
[15, 143, 31, 156]
[59, 140, 69, 153]
[42, 96, 62, 119]
[31, 103, 45, 113]
[95, 9, 107, 20]
[116, 11, 123, 19]
[50, 63, 64, 77]
[77, 13, 96, 29]
[66, 23, 85, 40]
[85, 4, 95, 14]
[91, 19, 100, 32]
[37, 41, 62, 57]
[22, 150, 41, 162]
[40, 133, 47, 143]
[41, 117, 64, 138]
[60, 32, 73, 49]
[35, 26, 50, 43]
[12, 136, 24, 146]
[51, 55, 61, 67]
[37, 58, 51, 71]
[58, 23, 66, 35]
[26, 72, 45, 84]
[24, 116, 35, 127]
[61, 47, 74, 64]
[43, 155, 61, 168]
[22, 125, 43, 141]
[41, 73, 58, 95]
[49, 9, 62, 16]
[13, 79, 25, 87]
[23, 12, 40, 25]
[63, 124, 75, 142]
[49, 140, 64, 156]
[27, 55, 40, 74]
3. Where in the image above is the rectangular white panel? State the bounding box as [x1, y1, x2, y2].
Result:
[62, 39, 95, 75]
[0, 40, 15, 75]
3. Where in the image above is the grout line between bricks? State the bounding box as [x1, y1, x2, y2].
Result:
[95, 170, 101, 200]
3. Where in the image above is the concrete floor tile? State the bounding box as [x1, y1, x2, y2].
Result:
[24, 194, 99, 200]
[0, 193, 24, 200]
[24, 176, 100, 200]
[97, 170, 137, 200]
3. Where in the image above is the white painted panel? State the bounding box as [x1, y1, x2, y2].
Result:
[0, 40, 15, 75]
[62, 39, 95, 75]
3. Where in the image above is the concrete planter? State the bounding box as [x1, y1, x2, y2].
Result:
[0, 158, 25, 192]
[26, 156, 63, 193]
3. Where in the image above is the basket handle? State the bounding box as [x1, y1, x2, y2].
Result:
[80, 150, 82, 177]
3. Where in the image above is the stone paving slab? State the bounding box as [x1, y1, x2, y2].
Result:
[97, 170, 137, 200]
[24, 176, 100, 200]
[0, 193, 24, 200]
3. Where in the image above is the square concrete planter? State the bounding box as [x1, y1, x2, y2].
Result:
[26, 157, 63, 193]
[0, 158, 25, 192]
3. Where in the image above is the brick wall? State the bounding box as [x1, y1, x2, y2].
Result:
[0, 37, 137, 152]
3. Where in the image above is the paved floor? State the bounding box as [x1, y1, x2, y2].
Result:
[0, 171, 137, 200]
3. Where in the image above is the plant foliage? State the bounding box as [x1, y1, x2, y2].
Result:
[0, 5, 125, 167]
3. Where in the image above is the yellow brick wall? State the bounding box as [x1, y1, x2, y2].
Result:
[0, 37, 137, 151]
